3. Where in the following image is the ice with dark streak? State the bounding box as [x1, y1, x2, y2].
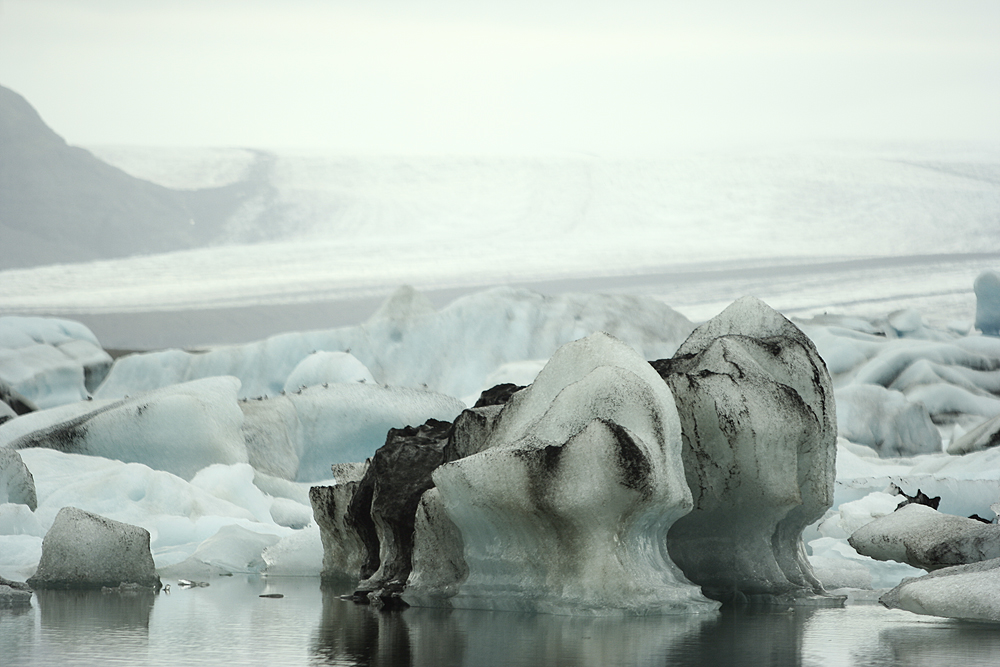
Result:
[655, 296, 838, 604]
[408, 332, 719, 615]
[27, 506, 161, 591]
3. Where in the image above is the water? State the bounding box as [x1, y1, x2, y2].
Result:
[4, 577, 1000, 666]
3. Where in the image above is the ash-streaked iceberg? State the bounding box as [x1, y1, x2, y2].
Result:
[656, 297, 837, 603]
[408, 332, 718, 615]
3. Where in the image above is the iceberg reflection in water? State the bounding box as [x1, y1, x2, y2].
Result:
[5, 578, 1000, 666]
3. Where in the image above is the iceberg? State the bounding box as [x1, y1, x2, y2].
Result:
[0, 316, 111, 409]
[94, 287, 694, 405]
[881, 557, 1000, 622]
[27, 506, 162, 591]
[409, 332, 718, 614]
[657, 297, 837, 603]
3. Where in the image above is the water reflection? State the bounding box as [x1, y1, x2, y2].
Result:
[311, 583, 715, 667]
[36, 588, 156, 632]
[856, 618, 1000, 667]
[666, 606, 814, 667]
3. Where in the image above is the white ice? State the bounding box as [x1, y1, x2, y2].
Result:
[0, 316, 111, 409]
[2, 285, 1000, 616]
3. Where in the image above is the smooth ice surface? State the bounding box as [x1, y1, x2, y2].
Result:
[882, 558, 1000, 623]
[422, 333, 718, 615]
[7, 376, 248, 480]
[0, 316, 111, 408]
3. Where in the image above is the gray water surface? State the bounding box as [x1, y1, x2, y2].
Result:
[3, 577, 1000, 667]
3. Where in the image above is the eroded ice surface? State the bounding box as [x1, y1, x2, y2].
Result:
[3, 288, 1000, 619]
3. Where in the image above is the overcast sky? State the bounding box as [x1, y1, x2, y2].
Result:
[2, 0, 998, 155]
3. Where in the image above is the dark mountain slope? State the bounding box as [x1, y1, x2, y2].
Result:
[0, 85, 260, 269]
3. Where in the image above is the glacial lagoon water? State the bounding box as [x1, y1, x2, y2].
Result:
[4, 577, 1000, 667]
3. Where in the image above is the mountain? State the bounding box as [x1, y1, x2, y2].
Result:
[0, 85, 261, 270]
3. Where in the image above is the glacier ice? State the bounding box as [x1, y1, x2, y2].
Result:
[27, 506, 161, 590]
[94, 287, 694, 405]
[881, 557, 1000, 622]
[7, 376, 248, 480]
[975, 271, 1000, 336]
[241, 382, 464, 482]
[410, 332, 718, 614]
[0, 447, 36, 510]
[282, 350, 376, 392]
[835, 384, 941, 457]
[0, 316, 111, 408]
[849, 503, 1000, 571]
[657, 297, 837, 603]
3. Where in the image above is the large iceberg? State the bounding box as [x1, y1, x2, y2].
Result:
[655, 297, 837, 603]
[415, 332, 717, 614]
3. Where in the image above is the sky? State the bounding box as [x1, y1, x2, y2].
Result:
[1, 0, 999, 155]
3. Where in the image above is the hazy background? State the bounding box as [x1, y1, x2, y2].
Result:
[1, 1, 999, 348]
[2, 0, 999, 155]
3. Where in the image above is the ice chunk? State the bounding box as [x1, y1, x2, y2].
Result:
[849, 503, 1000, 570]
[9, 376, 247, 480]
[242, 383, 464, 482]
[881, 557, 1000, 622]
[157, 523, 280, 578]
[948, 413, 1000, 454]
[309, 482, 368, 583]
[975, 271, 1000, 336]
[282, 351, 375, 393]
[261, 523, 324, 575]
[0, 447, 36, 510]
[0, 317, 111, 409]
[27, 506, 161, 590]
[835, 384, 941, 456]
[658, 297, 837, 603]
[350, 419, 453, 600]
[420, 332, 717, 615]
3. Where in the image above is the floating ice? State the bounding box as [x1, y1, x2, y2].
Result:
[658, 297, 837, 603]
[27, 506, 161, 590]
[411, 332, 717, 615]
[849, 503, 1000, 571]
[283, 351, 375, 392]
[0, 447, 36, 510]
[0, 316, 111, 409]
[242, 383, 464, 482]
[835, 384, 941, 456]
[7, 376, 247, 480]
[881, 557, 1000, 622]
[95, 287, 695, 404]
[0, 449, 324, 582]
[975, 271, 1000, 336]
